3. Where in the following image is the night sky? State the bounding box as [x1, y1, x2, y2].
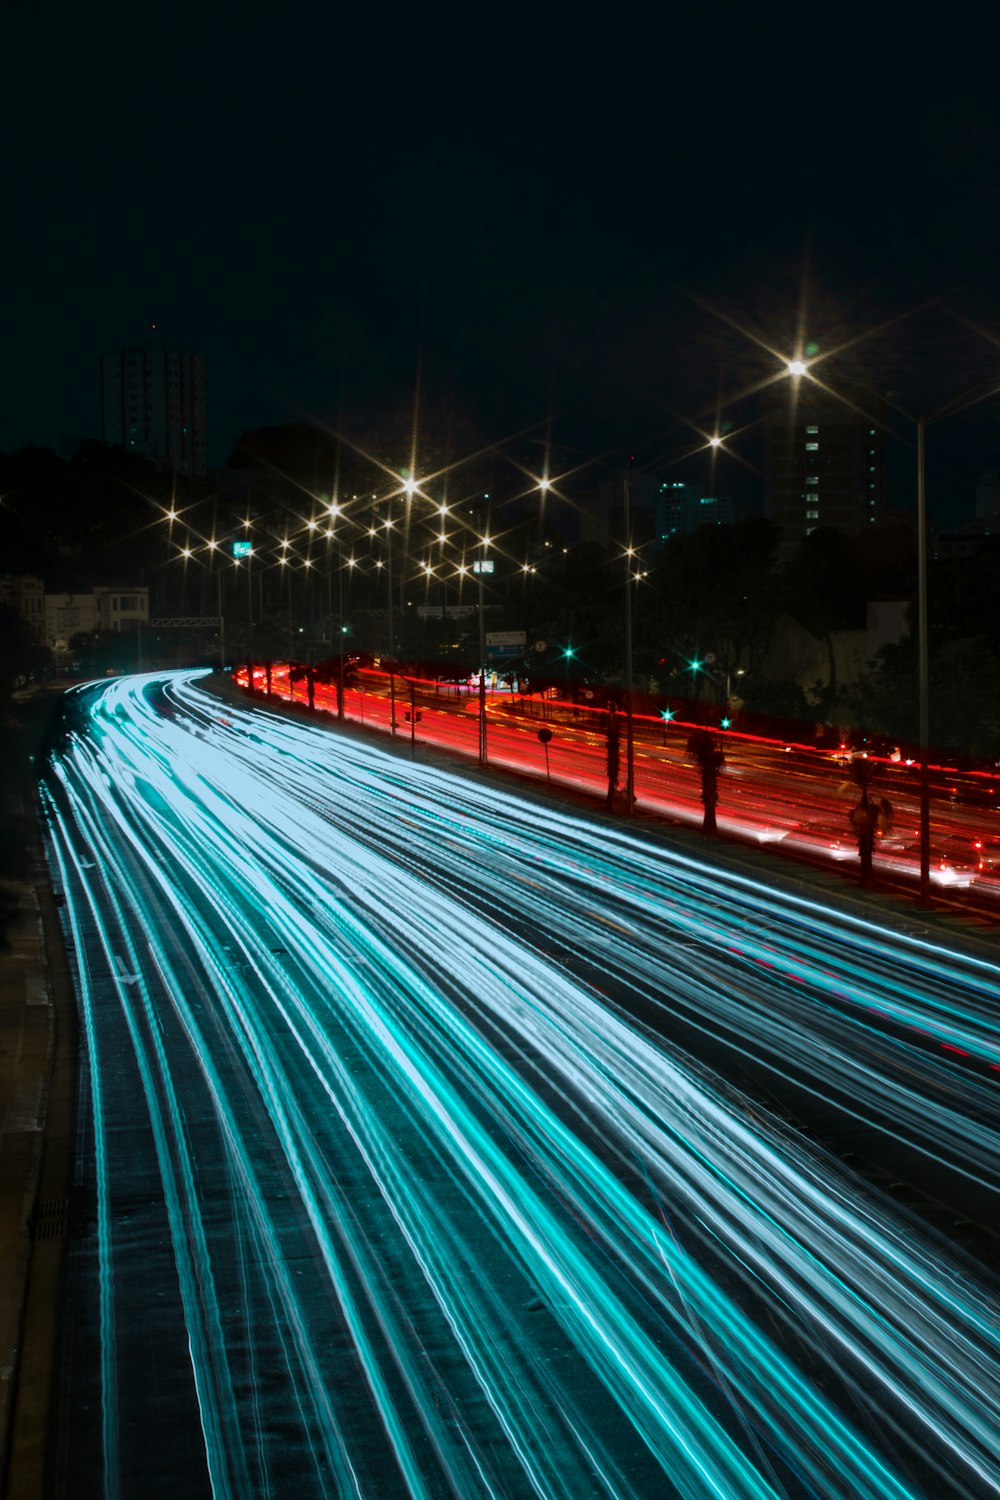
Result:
[7, 2, 1000, 519]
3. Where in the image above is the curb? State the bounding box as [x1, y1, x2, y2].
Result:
[0, 689, 79, 1500]
[0, 870, 55, 1495]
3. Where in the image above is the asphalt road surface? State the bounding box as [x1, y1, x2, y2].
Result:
[258, 665, 1000, 911]
[41, 670, 1000, 1499]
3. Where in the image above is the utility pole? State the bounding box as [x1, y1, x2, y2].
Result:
[478, 498, 489, 767]
[217, 568, 225, 671]
[623, 476, 635, 813]
[337, 551, 345, 723]
[917, 416, 930, 906]
[386, 502, 397, 738]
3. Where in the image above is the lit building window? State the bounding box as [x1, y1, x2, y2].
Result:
[806, 442, 819, 451]
[806, 476, 818, 486]
[806, 424, 819, 434]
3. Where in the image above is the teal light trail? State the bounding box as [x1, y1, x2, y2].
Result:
[42, 671, 1000, 1498]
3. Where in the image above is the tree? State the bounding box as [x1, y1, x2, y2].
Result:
[0, 605, 49, 700]
[535, 542, 620, 680]
[68, 628, 141, 677]
[686, 729, 725, 834]
[646, 519, 782, 695]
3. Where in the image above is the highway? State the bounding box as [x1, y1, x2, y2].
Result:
[256, 664, 1000, 909]
[42, 670, 1000, 1499]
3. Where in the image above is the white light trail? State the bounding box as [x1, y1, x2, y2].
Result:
[42, 671, 1000, 1498]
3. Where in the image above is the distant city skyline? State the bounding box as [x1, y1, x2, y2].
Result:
[7, 7, 1000, 530]
[101, 340, 207, 477]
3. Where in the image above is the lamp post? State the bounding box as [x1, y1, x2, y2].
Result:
[385, 505, 397, 738]
[796, 352, 1000, 905]
[793, 364, 998, 907]
[280, 551, 293, 660]
[202, 538, 225, 671]
[778, 351, 936, 901]
[622, 477, 635, 813]
[909, 390, 987, 905]
[778, 352, 934, 892]
[916, 416, 931, 906]
[691, 306, 1000, 900]
[216, 563, 225, 670]
[336, 537, 346, 723]
[478, 499, 490, 768]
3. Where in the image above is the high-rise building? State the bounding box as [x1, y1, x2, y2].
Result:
[764, 390, 885, 552]
[101, 344, 207, 476]
[656, 482, 739, 541]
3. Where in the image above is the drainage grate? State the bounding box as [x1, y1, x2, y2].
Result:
[33, 1197, 69, 1241]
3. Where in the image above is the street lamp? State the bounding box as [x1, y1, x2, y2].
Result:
[767, 352, 936, 876]
[909, 388, 997, 904]
[383, 506, 397, 737]
[244, 544, 254, 626]
[622, 483, 636, 813]
[332, 527, 347, 722]
[915, 416, 932, 905]
[792, 367, 1000, 907]
[477, 501, 491, 767]
[278, 552, 293, 658]
[302, 557, 315, 649]
[204, 538, 225, 669]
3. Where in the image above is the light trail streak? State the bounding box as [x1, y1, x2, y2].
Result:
[247, 700, 1000, 1174]
[43, 771, 360, 1497]
[258, 663, 1000, 900]
[44, 671, 1000, 1498]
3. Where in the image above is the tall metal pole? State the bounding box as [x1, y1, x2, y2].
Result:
[623, 478, 635, 813]
[217, 568, 225, 671]
[337, 544, 345, 723]
[387, 507, 397, 737]
[917, 415, 931, 907]
[286, 561, 293, 660]
[478, 501, 488, 767]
